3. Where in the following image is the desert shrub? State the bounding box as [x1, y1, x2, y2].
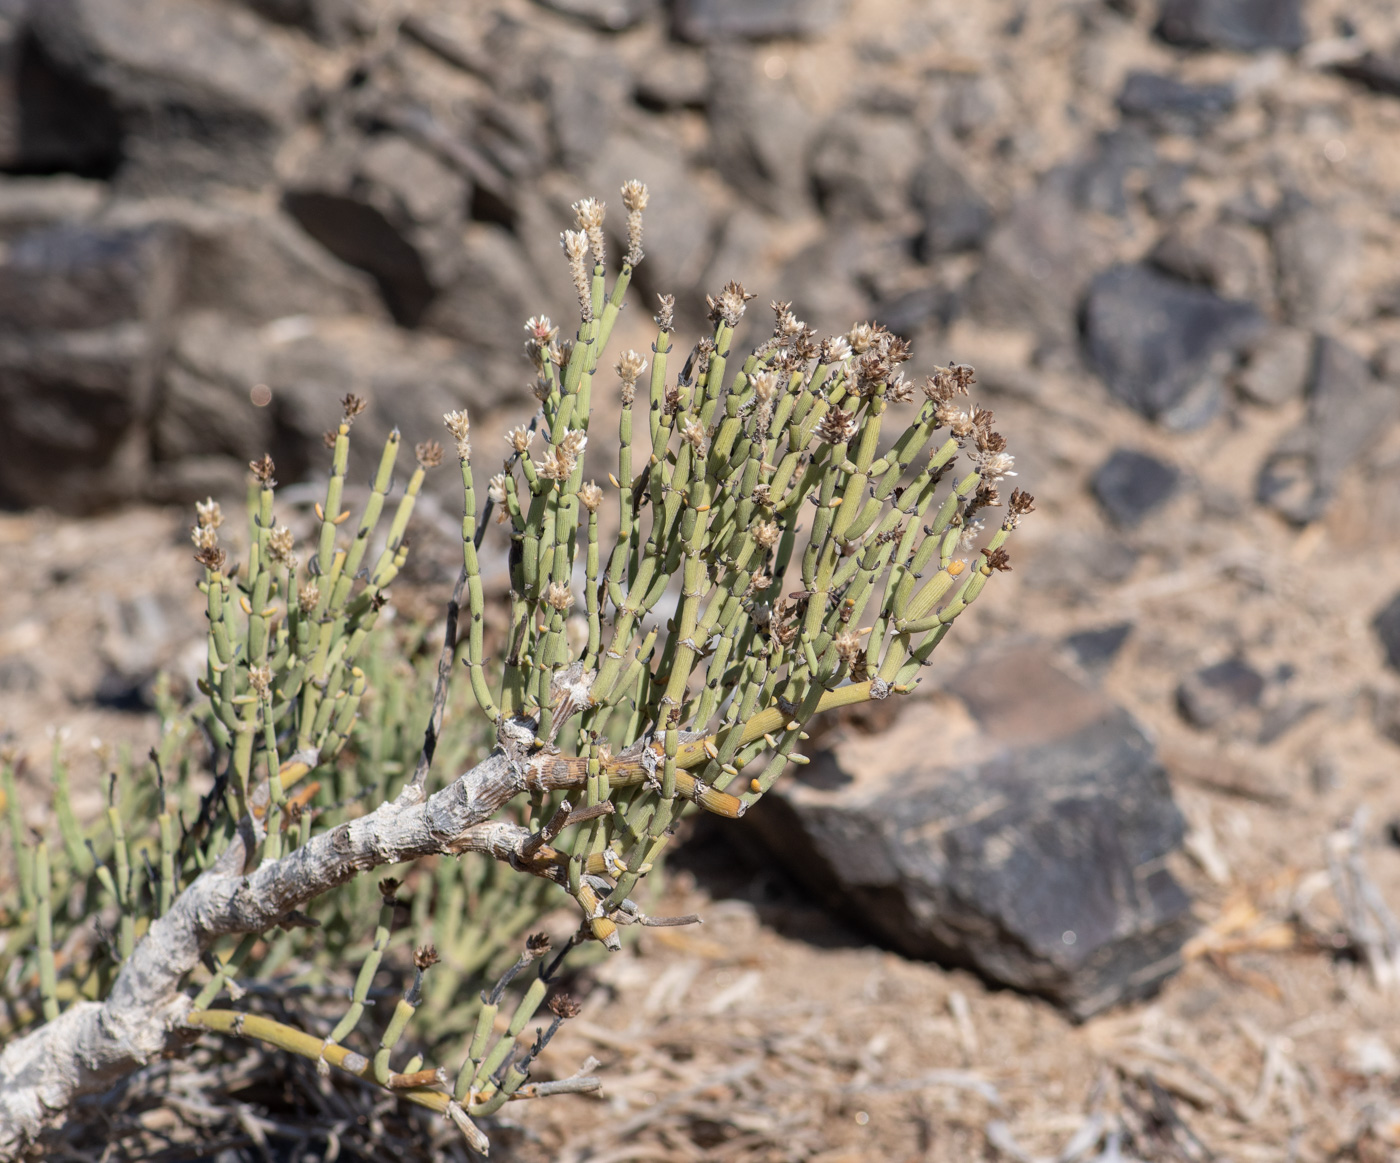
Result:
[0, 184, 1030, 1156]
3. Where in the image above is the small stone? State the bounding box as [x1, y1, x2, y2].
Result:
[1071, 129, 1156, 218]
[1092, 449, 1182, 527]
[1155, 0, 1306, 53]
[1117, 71, 1235, 135]
[1144, 162, 1193, 219]
[635, 48, 709, 108]
[1235, 327, 1311, 406]
[1376, 592, 1400, 673]
[707, 47, 814, 215]
[1149, 219, 1271, 304]
[1257, 337, 1399, 524]
[810, 111, 922, 222]
[1333, 52, 1400, 99]
[1082, 263, 1265, 423]
[673, 0, 846, 42]
[537, 0, 657, 31]
[913, 144, 993, 256]
[1271, 198, 1358, 329]
[1177, 658, 1266, 728]
[1063, 624, 1134, 675]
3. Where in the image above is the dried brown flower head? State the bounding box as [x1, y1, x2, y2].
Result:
[414, 944, 441, 971]
[982, 546, 1012, 572]
[194, 545, 227, 573]
[815, 405, 858, 446]
[341, 393, 368, 423]
[378, 877, 400, 901]
[548, 993, 583, 1020]
[249, 454, 276, 486]
[526, 932, 553, 958]
[415, 440, 443, 469]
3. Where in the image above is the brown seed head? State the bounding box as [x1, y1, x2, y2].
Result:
[342, 394, 368, 423]
[323, 428, 338, 449]
[548, 993, 583, 1020]
[379, 877, 400, 901]
[526, 931, 552, 958]
[415, 440, 443, 469]
[982, 546, 1012, 572]
[815, 405, 858, 446]
[414, 944, 441, 971]
[249, 454, 276, 486]
[194, 545, 227, 573]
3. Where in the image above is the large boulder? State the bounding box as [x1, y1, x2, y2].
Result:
[0, 221, 184, 510]
[744, 649, 1194, 1020]
[30, 0, 307, 191]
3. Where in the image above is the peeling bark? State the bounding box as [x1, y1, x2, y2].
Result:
[0, 753, 533, 1157]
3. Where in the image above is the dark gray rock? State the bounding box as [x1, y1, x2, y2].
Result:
[108, 200, 384, 325]
[546, 47, 630, 171]
[1117, 71, 1235, 135]
[1155, 0, 1306, 53]
[1257, 337, 1400, 524]
[0, 5, 124, 176]
[539, 0, 657, 31]
[284, 132, 469, 326]
[1092, 449, 1182, 527]
[421, 224, 552, 366]
[0, 222, 184, 511]
[673, 0, 846, 43]
[635, 47, 708, 108]
[1082, 263, 1265, 423]
[151, 312, 272, 470]
[913, 145, 993, 257]
[1235, 327, 1311, 406]
[873, 285, 954, 338]
[1177, 657, 1265, 728]
[707, 47, 814, 215]
[235, 0, 368, 43]
[1149, 219, 1271, 305]
[1143, 162, 1193, 219]
[967, 169, 1113, 347]
[1071, 129, 1156, 218]
[746, 650, 1193, 1019]
[810, 111, 922, 222]
[1063, 624, 1133, 676]
[31, 0, 307, 191]
[1271, 198, 1358, 328]
[1334, 52, 1400, 99]
[1376, 592, 1400, 673]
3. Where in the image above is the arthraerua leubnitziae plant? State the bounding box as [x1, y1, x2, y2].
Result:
[0, 180, 1031, 1156]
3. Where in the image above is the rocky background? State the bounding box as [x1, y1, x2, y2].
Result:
[8, 0, 1400, 1158]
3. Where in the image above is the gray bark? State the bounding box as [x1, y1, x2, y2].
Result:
[0, 751, 544, 1157]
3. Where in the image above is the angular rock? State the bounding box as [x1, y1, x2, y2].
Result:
[151, 312, 272, 471]
[236, 0, 368, 43]
[107, 199, 384, 325]
[0, 7, 124, 176]
[810, 110, 922, 222]
[967, 169, 1113, 347]
[1143, 162, 1193, 219]
[1082, 263, 1265, 423]
[913, 144, 993, 257]
[1155, 0, 1306, 53]
[284, 131, 469, 326]
[1376, 592, 1400, 673]
[673, 0, 846, 43]
[1235, 327, 1311, 406]
[745, 649, 1193, 1019]
[1177, 658, 1265, 728]
[1257, 337, 1400, 524]
[0, 176, 106, 240]
[635, 47, 709, 109]
[1271, 198, 1358, 328]
[1071, 129, 1156, 218]
[1063, 624, 1133, 676]
[0, 221, 184, 511]
[1092, 449, 1182, 527]
[538, 0, 658, 32]
[707, 47, 814, 215]
[421, 223, 552, 367]
[1333, 52, 1400, 99]
[547, 46, 630, 172]
[1117, 71, 1235, 135]
[31, 0, 307, 191]
[1149, 219, 1271, 305]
